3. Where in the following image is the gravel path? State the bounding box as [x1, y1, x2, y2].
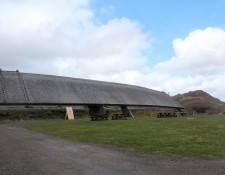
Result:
[0, 121, 225, 175]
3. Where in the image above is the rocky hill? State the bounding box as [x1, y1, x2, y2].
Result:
[173, 90, 225, 115]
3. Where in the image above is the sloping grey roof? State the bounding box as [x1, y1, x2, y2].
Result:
[0, 70, 182, 108]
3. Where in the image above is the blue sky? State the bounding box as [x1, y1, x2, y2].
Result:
[1, 0, 225, 100]
[92, 0, 225, 64]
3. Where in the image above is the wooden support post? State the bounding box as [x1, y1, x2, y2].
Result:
[65, 107, 74, 120]
[121, 106, 134, 118]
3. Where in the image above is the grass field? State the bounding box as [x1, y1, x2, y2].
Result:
[23, 115, 225, 159]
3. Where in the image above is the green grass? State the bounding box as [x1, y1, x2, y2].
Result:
[23, 115, 225, 159]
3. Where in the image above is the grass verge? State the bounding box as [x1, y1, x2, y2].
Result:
[23, 115, 225, 159]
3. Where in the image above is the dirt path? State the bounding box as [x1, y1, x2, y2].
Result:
[0, 121, 225, 175]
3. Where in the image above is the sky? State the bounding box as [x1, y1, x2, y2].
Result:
[1, 0, 225, 100]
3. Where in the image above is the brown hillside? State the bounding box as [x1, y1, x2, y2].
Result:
[173, 90, 225, 115]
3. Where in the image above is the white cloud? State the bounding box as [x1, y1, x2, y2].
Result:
[150, 28, 225, 100]
[100, 5, 115, 15]
[0, 0, 93, 63]
[0, 0, 150, 78]
[155, 28, 225, 75]
[54, 17, 149, 79]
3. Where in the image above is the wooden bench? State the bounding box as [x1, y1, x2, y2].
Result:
[111, 113, 127, 120]
[91, 114, 108, 121]
[157, 112, 177, 118]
